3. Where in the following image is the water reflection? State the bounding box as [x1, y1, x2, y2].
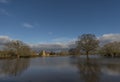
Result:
[76, 58, 101, 82]
[102, 63, 120, 76]
[0, 57, 119, 82]
[0, 58, 30, 76]
[70, 56, 120, 82]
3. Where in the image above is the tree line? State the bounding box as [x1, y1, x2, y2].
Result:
[0, 40, 36, 58]
[69, 34, 120, 58]
[0, 34, 120, 58]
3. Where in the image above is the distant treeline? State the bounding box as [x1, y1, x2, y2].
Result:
[0, 40, 69, 58]
[0, 34, 120, 58]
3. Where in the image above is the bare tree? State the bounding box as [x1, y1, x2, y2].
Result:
[76, 34, 99, 58]
[5, 40, 33, 58]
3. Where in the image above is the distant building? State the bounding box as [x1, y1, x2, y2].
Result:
[41, 50, 50, 56]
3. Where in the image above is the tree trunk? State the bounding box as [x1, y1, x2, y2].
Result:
[86, 51, 89, 59]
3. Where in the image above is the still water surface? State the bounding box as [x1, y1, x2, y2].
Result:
[0, 56, 120, 82]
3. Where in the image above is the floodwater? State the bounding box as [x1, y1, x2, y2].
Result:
[0, 56, 120, 82]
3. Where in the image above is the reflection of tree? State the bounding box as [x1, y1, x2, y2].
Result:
[0, 58, 30, 76]
[106, 63, 120, 74]
[76, 58, 101, 82]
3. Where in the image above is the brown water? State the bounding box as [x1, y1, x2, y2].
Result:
[0, 56, 120, 82]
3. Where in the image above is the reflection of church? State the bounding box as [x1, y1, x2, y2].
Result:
[41, 50, 50, 56]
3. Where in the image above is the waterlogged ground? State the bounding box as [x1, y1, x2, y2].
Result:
[0, 56, 120, 82]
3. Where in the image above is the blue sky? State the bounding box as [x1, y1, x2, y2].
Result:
[0, 0, 120, 44]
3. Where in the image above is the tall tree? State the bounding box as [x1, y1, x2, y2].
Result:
[76, 34, 99, 58]
[5, 40, 33, 58]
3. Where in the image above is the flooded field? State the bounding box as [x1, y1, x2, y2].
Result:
[0, 56, 120, 82]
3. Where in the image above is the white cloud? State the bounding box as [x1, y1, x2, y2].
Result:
[0, 8, 10, 16]
[99, 33, 120, 45]
[0, 0, 8, 3]
[23, 23, 34, 28]
[29, 38, 76, 51]
[0, 36, 12, 45]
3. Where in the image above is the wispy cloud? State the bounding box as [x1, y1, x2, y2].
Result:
[0, 0, 8, 3]
[48, 32, 53, 35]
[0, 8, 10, 16]
[0, 0, 14, 4]
[23, 23, 34, 28]
[0, 0, 12, 4]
